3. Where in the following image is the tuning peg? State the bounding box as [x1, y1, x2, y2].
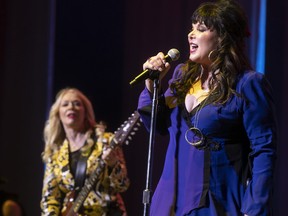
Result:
[133, 127, 139, 131]
[130, 131, 136, 135]
[125, 140, 129, 145]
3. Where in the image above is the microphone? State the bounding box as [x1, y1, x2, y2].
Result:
[129, 48, 180, 86]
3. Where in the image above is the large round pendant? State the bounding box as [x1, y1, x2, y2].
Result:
[185, 127, 204, 146]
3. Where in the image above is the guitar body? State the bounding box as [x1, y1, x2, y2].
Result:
[62, 208, 80, 216]
[61, 191, 80, 216]
[62, 205, 79, 216]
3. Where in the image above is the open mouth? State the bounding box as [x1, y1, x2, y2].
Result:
[67, 113, 77, 119]
[190, 43, 198, 52]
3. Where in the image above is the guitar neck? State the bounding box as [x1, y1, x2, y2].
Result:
[71, 159, 106, 213]
[69, 138, 119, 213]
[66, 111, 140, 215]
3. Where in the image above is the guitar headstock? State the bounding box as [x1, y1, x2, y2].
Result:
[112, 111, 141, 146]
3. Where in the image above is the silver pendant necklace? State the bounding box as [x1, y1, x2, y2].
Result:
[184, 96, 209, 147]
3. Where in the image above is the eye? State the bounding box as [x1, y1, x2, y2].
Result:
[61, 102, 69, 107]
[73, 101, 82, 107]
[198, 25, 208, 32]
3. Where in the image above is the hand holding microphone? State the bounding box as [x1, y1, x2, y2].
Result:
[129, 48, 180, 87]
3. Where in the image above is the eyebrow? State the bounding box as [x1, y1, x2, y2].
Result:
[61, 99, 81, 103]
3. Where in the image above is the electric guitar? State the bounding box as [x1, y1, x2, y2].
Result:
[62, 111, 141, 216]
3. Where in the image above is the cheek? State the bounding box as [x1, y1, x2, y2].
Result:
[59, 109, 65, 121]
[201, 33, 218, 48]
[79, 109, 86, 121]
[201, 41, 216, 55]
[208, 35, 219, 49]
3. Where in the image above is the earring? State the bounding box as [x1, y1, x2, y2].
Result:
[208, 50, 218, 61]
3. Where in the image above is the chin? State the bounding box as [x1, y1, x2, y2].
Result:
[65, 121, 78, 128]
[189, 58, 198, 63]
[189, 54, 197, 62]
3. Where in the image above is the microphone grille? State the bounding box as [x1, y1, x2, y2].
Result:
[168, 48, 180, 61]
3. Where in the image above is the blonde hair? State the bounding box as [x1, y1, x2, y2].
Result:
[42, 88, 96, 162]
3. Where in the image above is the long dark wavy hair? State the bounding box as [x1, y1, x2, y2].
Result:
[170, 0, 252, 104]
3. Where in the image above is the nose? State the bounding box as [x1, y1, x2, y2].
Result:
[188, 30, 195, 41]
[67, 102, 75, 109]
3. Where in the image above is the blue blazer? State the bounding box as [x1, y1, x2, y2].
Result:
[138, 64, 277, 216]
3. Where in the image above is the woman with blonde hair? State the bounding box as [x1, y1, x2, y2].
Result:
[41, 87, 130, 216]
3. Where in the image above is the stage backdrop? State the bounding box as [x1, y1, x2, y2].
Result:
[0, 0, 287, 215]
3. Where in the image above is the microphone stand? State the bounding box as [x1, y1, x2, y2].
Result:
[142, 74, 160, 216]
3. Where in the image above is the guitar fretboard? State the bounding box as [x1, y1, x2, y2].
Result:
[67, 111, 141, 214]
[72, 159, 106, 212]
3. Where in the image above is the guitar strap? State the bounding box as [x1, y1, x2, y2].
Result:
[74, 133, 97, 198]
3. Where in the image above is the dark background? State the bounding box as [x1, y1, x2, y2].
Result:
[1, 0, 287, 215]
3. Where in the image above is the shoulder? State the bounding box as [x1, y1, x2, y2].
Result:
[235, 70, 275, 109]
[172, 63, 185, 79]
[56, 140, 69, 155]
[103, 132, 114, 140]
[45, 140, 69, 165]
[96, 132, 114, 145]
[238, 70, 266, 83]
[236, 70, 270, 91]
[167, 63, 185, 87]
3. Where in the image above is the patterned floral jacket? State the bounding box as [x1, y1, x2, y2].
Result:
[41, 132, 130, 216]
